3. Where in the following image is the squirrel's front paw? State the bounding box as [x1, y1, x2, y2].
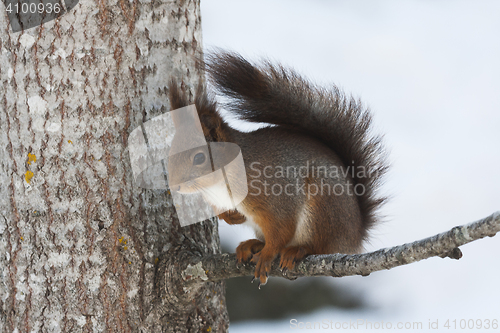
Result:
[235, 239, 265, 263]
[218, 210, 247, 225]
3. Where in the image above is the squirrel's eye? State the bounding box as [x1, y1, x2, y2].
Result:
[193, 152, 206, 166]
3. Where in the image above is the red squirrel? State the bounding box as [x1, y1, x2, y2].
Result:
[168, 51, 387, 287]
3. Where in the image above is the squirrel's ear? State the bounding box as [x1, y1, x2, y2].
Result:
[168, 79, 188, 110]
[195, 81, 221, 141]
[195, 82, 216, 112]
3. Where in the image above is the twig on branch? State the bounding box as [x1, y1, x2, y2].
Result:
[179, 211, 500, 288]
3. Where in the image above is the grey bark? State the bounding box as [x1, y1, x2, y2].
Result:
[0, 0, 229, 332]
[180, 211, 500, 286]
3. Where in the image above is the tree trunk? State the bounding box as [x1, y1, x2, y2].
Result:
[0, 0, 229, 332]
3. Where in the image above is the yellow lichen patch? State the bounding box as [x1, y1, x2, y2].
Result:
[68, 140, 73, 144]
[27, 153, 36, 165]
[207, 327, 212, 332]
[25, 171, 34, 184]
[118, 237, 124, 243]
[124, 246, 128, 250]
[129, 261, 131, 265]
[20, 237, 23, 241]
[124, 240, 127, 244]
[155, 258, 159, 265]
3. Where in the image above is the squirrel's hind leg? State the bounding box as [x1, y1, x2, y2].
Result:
[249, 220, 296, 286]
[279, 245, 313, 272]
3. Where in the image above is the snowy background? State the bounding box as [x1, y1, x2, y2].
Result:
[201, 1, 500, 332]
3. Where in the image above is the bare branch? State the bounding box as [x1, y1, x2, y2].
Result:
[180, 211, 500, 287]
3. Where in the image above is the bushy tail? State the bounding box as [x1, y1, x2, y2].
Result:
[205, 50, 388, 232]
